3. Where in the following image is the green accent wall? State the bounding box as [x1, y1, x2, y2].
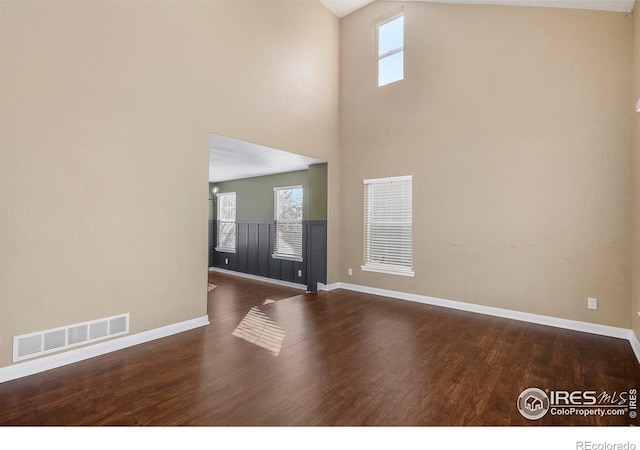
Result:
[211, 170, 309, 221]
[210, 164, 328, 222]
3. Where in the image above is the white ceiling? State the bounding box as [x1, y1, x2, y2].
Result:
[209, 134, 325, 183]
[318, 0, 634, 18]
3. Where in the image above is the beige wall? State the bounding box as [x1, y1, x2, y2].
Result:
[0, 1, 339, 368]
[340, 2, 632, 328]
[632, 1, 640, 340]
[1, 0, 635, 372]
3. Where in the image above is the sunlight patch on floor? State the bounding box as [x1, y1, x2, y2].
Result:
[232, 306, 285, 356]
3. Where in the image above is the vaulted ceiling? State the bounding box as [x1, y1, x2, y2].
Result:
[319, 0, 634, 18]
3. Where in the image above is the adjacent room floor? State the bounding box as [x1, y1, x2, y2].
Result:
[0, 272, 638, 426]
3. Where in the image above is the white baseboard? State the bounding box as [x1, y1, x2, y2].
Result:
[5, 280, 635, 384]
[0, 315, 209, 384]
[209, 267, 307, 291]
[318, 282, 341, 292]
[322, 282, 639, 363]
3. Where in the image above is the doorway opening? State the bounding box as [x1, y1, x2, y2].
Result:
[208, 133, 328, 292]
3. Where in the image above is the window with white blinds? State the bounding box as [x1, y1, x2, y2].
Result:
[273, 186, 304, 262]
[362, 175, 414, 277]
[216, 192, 236, 253]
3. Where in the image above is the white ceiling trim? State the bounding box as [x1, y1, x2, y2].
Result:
[319, 0, 635, 18]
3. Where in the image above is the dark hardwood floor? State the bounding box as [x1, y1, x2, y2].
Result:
[0, 272, 638, 426]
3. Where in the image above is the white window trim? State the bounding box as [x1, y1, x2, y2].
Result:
[272, 185, 304, 263]
[361, 263, 415, 277]
[361, 175, 414, 277]
[377, 12, 404, 87]
[215, 192, 236, 254]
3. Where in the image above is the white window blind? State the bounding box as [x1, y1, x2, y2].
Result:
[362, 175, 414, 277]
[273, 186, 303, 262]
[216, 192, 236, 253]
[378, 14, 404, 87]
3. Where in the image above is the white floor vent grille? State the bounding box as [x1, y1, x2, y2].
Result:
[13, 313, 129, 362]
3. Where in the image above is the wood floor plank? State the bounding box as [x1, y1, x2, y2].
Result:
[0, 271, 638, 426]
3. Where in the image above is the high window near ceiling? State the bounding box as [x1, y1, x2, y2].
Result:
[273, 186, 304, 262]
[362, 175, 414, 276]
[216, 192, 236, 253]
[377, 13, 404, 87]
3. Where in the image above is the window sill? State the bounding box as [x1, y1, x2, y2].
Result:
[215, 247, 236, 254]
[272, 253, 303, 263]
[361, 264, 414, 277]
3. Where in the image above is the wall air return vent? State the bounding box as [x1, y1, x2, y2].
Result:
[13, 313, 130, 362]
[43, 329, 66, 352]
[109, 316, 127, 335]
[68, 325, 88, 345]
[89, 320, 108, 340]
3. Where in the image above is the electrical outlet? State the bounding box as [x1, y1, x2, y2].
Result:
[588, 297, 597, 310]
[225, 258, 229, 265]
[348, 268, 353, 276]
[297, 269, 302, 277]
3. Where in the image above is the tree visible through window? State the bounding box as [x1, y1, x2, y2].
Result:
[216, 192, 236, 253]
[273, 186, 303, 262]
